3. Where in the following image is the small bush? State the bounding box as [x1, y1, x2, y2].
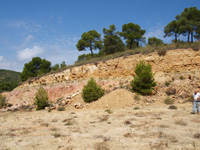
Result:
[180, 76, 184, 80]
[0, 95, 6, 109]
[130, 61, 156, 95]
[165, 81, 170, 86]
[166, 87, 176, 95]
[82, 78, 105, 103]
[57, 106, 65, 111]
[158, 49, 166, 56]
[134, 94, 141, 101]
[105, 109, 113, 114]
[164, 97, 174, 105]
[187, 95, 193, 102]
[168, 105, 177, 110]
[35, 87, 49, 110]
[134, 107, 140, 110]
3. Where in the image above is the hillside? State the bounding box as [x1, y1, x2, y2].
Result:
[5, 48, 200, 108]
[0, 69, 21, 92]
[0, 69, 20, 81]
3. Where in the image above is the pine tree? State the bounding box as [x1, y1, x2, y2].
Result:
[131, 61, 156, 95]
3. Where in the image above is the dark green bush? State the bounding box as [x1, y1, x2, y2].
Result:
[82, 78, 105, 103]
[35, 87, 49, 110]
[0, 95, 6, 109]
[130, 61, 156, 95]
[165, 81, 170, 86]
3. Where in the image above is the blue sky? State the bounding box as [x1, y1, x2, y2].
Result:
[0, 0, 199, 72]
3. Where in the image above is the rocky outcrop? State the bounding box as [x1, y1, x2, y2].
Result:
[6, 48, 200, 106]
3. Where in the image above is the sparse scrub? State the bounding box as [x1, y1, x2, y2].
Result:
[194, 133, 200, 139]
[134, 107, 140, 110]
[168, 105, 177, 110]
[158, 49, 167, 56]
[105, 109, 113, 114]
[180, 76, 184, 80]
[0, 95, 6, 109]
[164, 97, 174, 105]
[35, 87, 49, 110]
[134, 94, 141, 101]
[187, 94, 193, 102]
[165, 81, 170, 86]
[52, 133, 62, 138]
[57, 106, 65, 111]
[175, 120, 187, 126]
[82, 78, 105, 103]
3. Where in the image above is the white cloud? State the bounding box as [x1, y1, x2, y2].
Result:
[0, 56, 3, 62]
[17, 46, 44, 61]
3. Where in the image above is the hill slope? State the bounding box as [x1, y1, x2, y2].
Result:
[0, 69, 21, 92]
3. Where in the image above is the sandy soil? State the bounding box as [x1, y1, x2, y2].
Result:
[0, 102, 200, 150]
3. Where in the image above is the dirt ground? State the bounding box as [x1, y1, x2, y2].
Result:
[0, 102, 200, 150]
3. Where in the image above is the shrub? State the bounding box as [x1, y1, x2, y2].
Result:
[130, 61, 156, 95]
[187, 94, 193, 102]
[166, 87, 176, 95]
[158, 49, 166, 56]
[35, 87, 49, 110]
[82, 78, 105, 103]
[134, 107, 140, 110]
[0, 95, 6, 109]
[57, 106, 65, 111]
[164, 97, 174, 105]
[180, 76, 184, 80]
[168, 105, 177, 110]
[134, 94, 141, 101]
[165, 81, 170, 86]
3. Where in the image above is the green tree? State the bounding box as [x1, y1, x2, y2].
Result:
[52, 64, 60, 71]
[20, 57, 51, 81]
[119, 23, 145, 49]
[60, 61, 66, 69]
[131, 61, 156, 95]
[76, 30, 103, 57]
[102, 25, 125, 54]
[82, 78, 105, 103]
[177, 7, 200, 42]
[35, 86, 49, 110]
[164, 20, 179, 43]
[148, 37, 164, 47]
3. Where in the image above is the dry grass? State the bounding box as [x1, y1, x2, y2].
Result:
[94, 142, 110, 150]
[175, 120, 187, 126]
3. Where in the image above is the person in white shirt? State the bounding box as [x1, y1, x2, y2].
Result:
[192, 90, 200, 114]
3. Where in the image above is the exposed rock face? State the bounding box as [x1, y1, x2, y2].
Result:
[7, 49, 200, 106]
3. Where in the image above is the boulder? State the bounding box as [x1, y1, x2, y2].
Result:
[74, 103, 83, 109]
[166, 87, 176, 95]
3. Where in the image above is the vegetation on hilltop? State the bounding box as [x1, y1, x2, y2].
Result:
[19, 7, 200, 82]
[0, 69, 21, 92]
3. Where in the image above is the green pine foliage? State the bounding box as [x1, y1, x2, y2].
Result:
[131, 61, 156, 95]
[35, 87, 49, 110]
[82, 78, 105, 103]
[21, 57, 51, 81]
[102, 25, 125, 54]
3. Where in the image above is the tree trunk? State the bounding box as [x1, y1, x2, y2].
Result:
[136, 41, 139, 48]
[187, 31, 190, 43]
[191, 31, 193, 43]
[175, 33, 177, 43]
[90, 47, 94, 58]
[130, 39, 133, 49]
